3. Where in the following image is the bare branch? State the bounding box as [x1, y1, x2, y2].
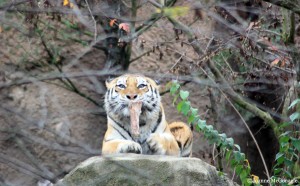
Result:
[167, 17, 280, 138]
[262, 0, 300, 15]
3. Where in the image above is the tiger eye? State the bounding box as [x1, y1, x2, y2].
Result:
[117, 84, 126, 89]
[138, 84, 147, 89]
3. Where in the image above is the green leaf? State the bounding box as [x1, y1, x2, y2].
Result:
[225, 150, 232, 161]
[279, 131, 292, 137]
[226, 138, 234, 146]
[188, 108, 198, 124]
[240, 169, 249, 180]
[235, 164, 243, 174]
[190, 108, 198, 115]
[170, 83, 180, 95]
[219, 133, 227, 140]
[160, 6, 189, 18]
[230, 159, 237, 167]
[177, 101, 184, 112]
[197, 119, 206, 130]
[279, 122, 292, 129]
[292, 139, 300, 151]
[277, 157, 285, 165]
[288, 99, 300, 110]
[288, 147, 295, 153]
[274, 168, 282, 175]
[292, 152, 299, 159]
[234, 151, 244, 162]
[205, 125, 213, 131]
[181, 101, 190, 116]
[289, 112, 300, 122]
[234, 144, 241, 151]
[284, 159, 294, 166]
[188, 114, 195, 124]
[211, 130, 219, 137]
[172, 94, 179, 105]
[284, 170, 292, 178]
[279, 135, 290, 143]
[275, 152, 284, 160]
[179, 90, 189, 100]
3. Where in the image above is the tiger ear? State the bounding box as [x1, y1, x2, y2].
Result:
[105, 77, 114, 88]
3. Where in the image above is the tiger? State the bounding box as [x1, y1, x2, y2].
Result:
[102, 74, 193, 157]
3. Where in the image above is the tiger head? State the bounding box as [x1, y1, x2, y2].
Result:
[105, 74, 161, 118]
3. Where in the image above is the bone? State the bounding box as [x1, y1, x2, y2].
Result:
[129, 101, 142, 139]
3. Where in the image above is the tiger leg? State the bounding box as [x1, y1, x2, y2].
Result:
[146, 132, 180, 156]
[102, 139, 142, 155]
[102, 125, 142, 155]
[169, 122, 193, 157]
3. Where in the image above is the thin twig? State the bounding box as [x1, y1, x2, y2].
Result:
[169, 52, 185, 71]
[15, 138, 55, 180]
[85, 0, 97, 42]
[167, 16, 279, 137]
[0, 153, 51, 181]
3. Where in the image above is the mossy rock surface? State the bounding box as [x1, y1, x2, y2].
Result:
[55, 154, 238, 186]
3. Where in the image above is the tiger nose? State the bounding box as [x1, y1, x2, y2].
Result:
[126, 94, 138, 100]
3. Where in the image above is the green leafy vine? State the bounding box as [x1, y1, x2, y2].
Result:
[169, 80, 259, 186]
[271, 99, 300, 185]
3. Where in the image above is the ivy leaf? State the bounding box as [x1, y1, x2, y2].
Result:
[219, 133, 227, 140]
[197, 119, 206, 130]
[225, 150, 232, 161]
[177, 101, 184, 112]
[289, 112, 300, 122]
[181, 101, 190, 116]
[205, 125, 213, 131]
[284, 159, 294, 166]
[188, 114, 195, 124]
[274, 168, 282, 175]
[276, 152, 285, 165]
[226, 138, 234, 146]
[291, 139, 300, 151]
[172, 94, 179, 105]
[234, 151, 244, 162]
[188, 108, 198, 124]
[240, 169, 249, 180]
[279, 131, 292, 137]
[190, 108, 198, 115]
[236, 164, 243, 174]
[230, 159, 237, 167]
[275, 152, 284, 160]
[284, 170, 292, 178]
[288, 99, 300, 110]
[234, 144, 241, 151]
[179, 90, 189, 100]
[170, 82, 180, 95]
[279, 122, 292, 129]
[279, 136, 290, 144]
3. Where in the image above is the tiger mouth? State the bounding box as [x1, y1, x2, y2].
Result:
[119, 103, 145, 111]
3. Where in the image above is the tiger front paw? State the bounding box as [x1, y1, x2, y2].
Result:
[117, 141, 142, 154]
[146, 133, 167, 155]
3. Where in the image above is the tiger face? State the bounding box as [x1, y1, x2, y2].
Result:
[105, 74, 161, 118]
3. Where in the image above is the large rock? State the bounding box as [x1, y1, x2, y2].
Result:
[55, 154, 238, 186]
